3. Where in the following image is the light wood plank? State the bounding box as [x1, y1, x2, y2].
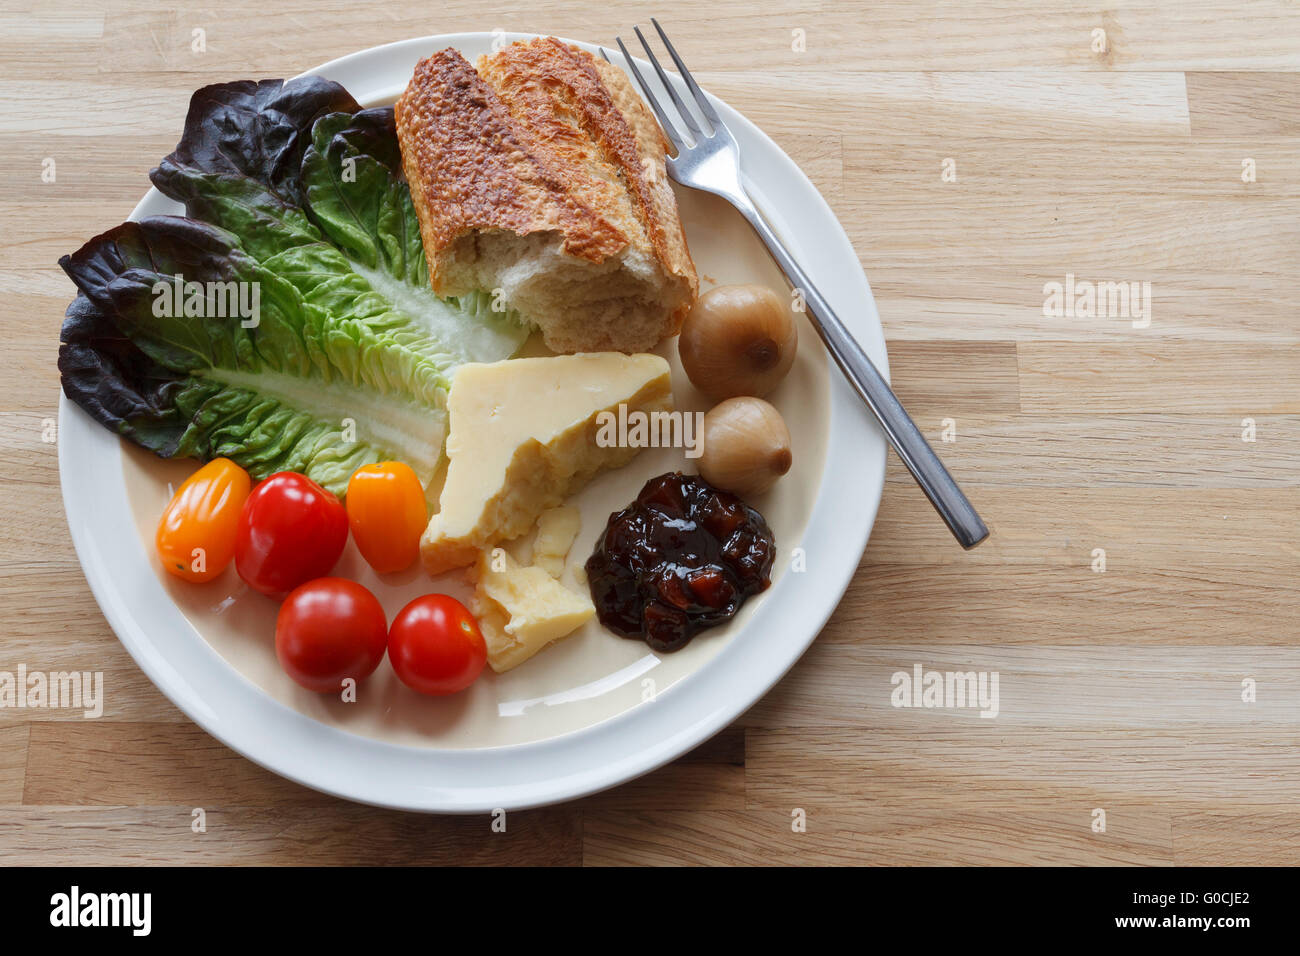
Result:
[1172, 811, 1300, 865]
[584, 808, 1174, 865]
[890, 415, 1300, 488]
[0, 726, 30, 802]
[0, 805, 581, 865]
[1018, 343, 1300, 413]
[4, 3, 1294, 76]
[740, 642, 1300, 728]
[824, 562, 1300, 645]
[1187, 72, 1300, 135]
[745, 728, 1300, 810]
[863, 483, 1299, 570]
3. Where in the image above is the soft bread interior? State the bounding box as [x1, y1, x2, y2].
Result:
[439, 230, 693, 354]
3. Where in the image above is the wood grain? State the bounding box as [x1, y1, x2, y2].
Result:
[583, 809, 1178, 865]
[1, 0, 1298, 865]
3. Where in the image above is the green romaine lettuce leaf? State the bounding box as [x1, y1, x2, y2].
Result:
[60, 217, 449, 494]
[302, 108, 420, 281]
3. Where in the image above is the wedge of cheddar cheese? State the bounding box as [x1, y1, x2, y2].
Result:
[470, 549, 595, 672]
[420, 352, 672, 576]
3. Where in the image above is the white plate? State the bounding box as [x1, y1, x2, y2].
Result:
[58, 32, 887, 812]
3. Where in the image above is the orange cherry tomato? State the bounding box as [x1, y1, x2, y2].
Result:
[156, 458, 252, 583]
[345, 461, 428, 573]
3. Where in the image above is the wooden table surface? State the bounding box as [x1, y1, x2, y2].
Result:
[2, 0, 1298, 866]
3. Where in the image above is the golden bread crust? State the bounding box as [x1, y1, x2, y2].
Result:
[394, 46, 625, 283]
[394, 38, 698, 343]
[477, 39, 697, 318]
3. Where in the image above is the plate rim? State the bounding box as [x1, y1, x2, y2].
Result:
[57, 31, 888, 812]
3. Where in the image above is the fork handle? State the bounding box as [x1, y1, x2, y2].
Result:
[734, 202, 989, 549]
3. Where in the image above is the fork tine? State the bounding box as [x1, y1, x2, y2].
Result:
[650, 17, 720, 125]
[599, 46, 611, 63]
[614, 36, 687, 151]
[632, 25, 703, 136]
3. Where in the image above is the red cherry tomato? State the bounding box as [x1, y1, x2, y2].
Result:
[387, 594, 487, 696]
[275, 578, 388, 693]
[235, 472, 348, 597]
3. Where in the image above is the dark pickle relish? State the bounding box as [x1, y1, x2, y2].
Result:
[585, 472, 776, 653]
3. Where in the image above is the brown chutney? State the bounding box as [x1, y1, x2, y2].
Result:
[584, 472, 776, 652]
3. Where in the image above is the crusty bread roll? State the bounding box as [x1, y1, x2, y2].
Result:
[395, 38, 698, 354]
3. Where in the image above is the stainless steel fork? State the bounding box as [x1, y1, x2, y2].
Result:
[606, 20, 989, 549]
